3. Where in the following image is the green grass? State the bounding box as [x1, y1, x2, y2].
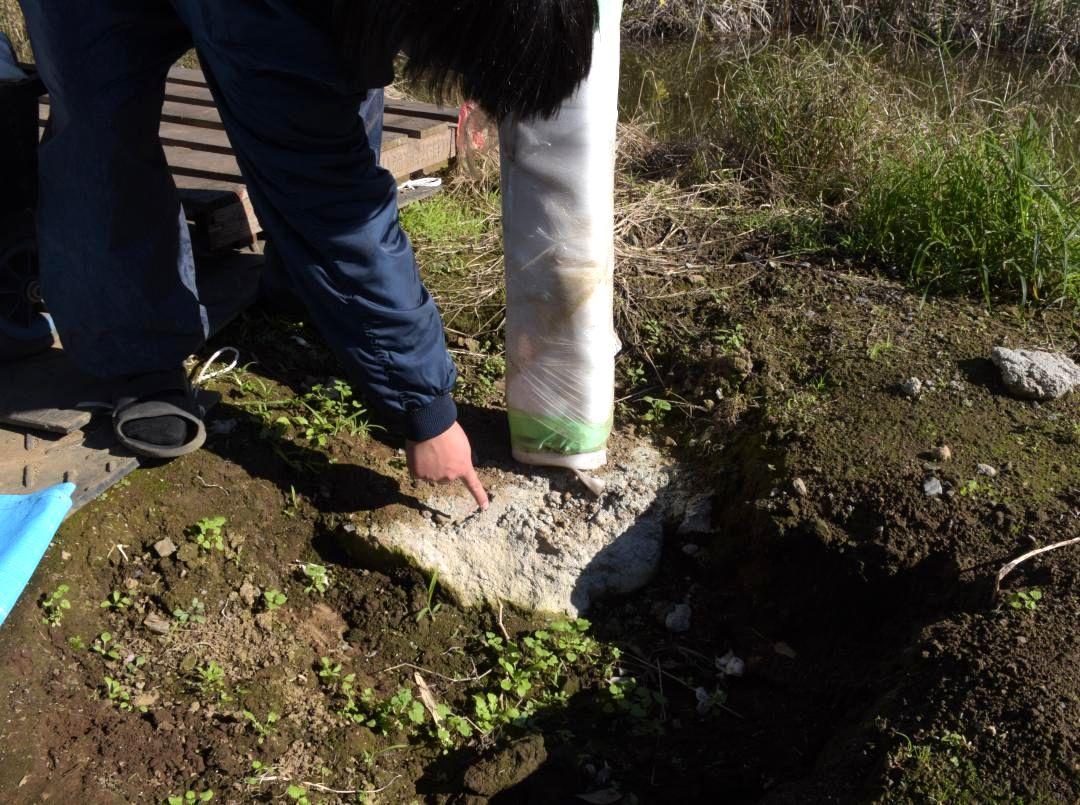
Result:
[850, 117, 1079, 304]
[713, 41, 1080, 306]
[624, 0, 1080, 55]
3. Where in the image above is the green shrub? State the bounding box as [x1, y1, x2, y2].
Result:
[851, 117, 1079, 303]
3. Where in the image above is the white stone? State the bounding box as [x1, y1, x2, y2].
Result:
[991, 347, 1080, 401]
[900, 377, 923, 398]
[342, 443, 683, 616]
[924, 477, 943, 497]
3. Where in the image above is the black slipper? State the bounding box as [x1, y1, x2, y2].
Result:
[112, 369, 207, 459]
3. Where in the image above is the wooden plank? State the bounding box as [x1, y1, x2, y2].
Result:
[382, 97, 460, 123]
[163, 143, 245, 184]
[0, 348, 101, 435]
[382, 113, 448, 140]
[381, 127, 456, 180]
[163, 81, 216, 107]
[165, 66, 460, 122]
[175, 179, 259, 254]
[167, 65, 208, 87]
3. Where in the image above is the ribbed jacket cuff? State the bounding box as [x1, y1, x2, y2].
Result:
[404, 394, 458, 442]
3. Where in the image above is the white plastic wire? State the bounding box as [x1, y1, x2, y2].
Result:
[398, 177, 443, 192]
[194, 347, 240, 385]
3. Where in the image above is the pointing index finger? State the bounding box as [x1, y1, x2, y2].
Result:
[462, 467, 490, 511]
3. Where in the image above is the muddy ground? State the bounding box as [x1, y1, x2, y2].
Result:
[0, 245, 1077, 804]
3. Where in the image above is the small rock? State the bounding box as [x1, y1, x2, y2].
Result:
[716, 650, 745, 677]
[923, 477, 944, 497]
[934, 445, 953, 462]
[665, 604, 692, 634]
[663, 436, 677, 447]
[208, 418, 238, 436]
[152, 538, 177, 559]
[238, 581, 257, 608]
[991, 347, 1080, 401]
[792, 478, 809, 498]
[143, 612, 172, 635]
[977, 463, 998, 478]
[255, 613, 275, 633]
[773, 642, 798, 659]
[681, 544, 701, 556]
[900, 377, 924, 399]
[61, 551, 71, 561]
[677, 494, 713, 536]
[132, 692, 159, 709]
[175, 542, 199, 565]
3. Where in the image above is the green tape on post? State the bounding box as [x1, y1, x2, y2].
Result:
[508, 409, 613, 456]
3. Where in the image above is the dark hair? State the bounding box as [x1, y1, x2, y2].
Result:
[333, 0, 599, 121]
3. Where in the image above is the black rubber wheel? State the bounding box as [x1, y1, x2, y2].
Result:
[0, 213, 42, 330]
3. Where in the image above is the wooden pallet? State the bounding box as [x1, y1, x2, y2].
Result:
[37, 65, 459, 253]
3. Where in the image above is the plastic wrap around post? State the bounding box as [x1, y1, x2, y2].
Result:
[500, 0, 623, 470]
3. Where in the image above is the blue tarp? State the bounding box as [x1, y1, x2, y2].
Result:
[0, 483, 75, 627]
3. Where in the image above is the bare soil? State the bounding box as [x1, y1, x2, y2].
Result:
[0, 253, 1077, 803]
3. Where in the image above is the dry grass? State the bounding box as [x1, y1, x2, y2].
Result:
[406, 124, 750, 360]
[624, 0, 1080, 56]
[0, 0, 28, 61]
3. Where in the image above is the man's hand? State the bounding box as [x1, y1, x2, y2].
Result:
[406, 422, 489, 511]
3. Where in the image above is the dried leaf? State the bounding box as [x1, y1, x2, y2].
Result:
[414, 671, 441, 725]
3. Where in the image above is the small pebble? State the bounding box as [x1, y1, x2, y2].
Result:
[238, 581, 257, 608]
[665, 604, 692, 634]
[792, 478, 809, 498]
[773, 642, 798, 659]
[924, 477, 944, 497]
[977, 463, 998, 478]
[153, 538, 177, 559]
[716, 650, 745, 677]
[934, 445, 953, 462]
[143, 612, 171, 635]
[900, 377, 923, 399]
[681, 544, 701, 556]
